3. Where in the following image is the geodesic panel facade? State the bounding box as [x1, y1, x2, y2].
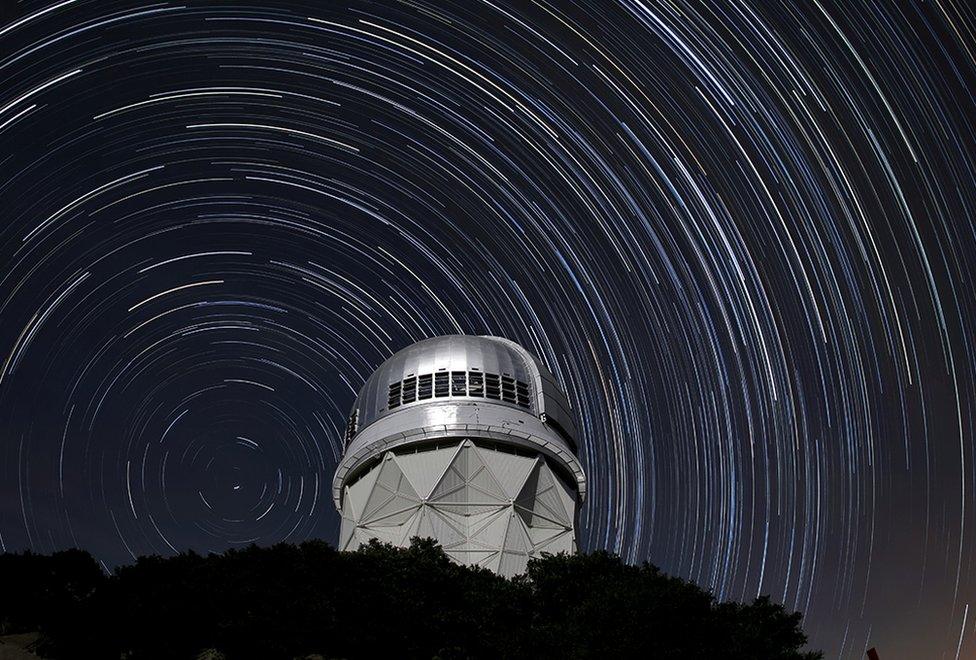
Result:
[338, 439, 577, 577]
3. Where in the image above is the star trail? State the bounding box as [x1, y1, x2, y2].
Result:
[1, 1, 975, 657]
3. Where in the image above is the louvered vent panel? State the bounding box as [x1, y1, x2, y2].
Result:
[434, 372, 449, 397]
[344, 409, 359, 444]
[451, 371, 467, 395]
[501, 375, 517, 404]
[418, 373, 433, 400]
[402, 376, 417, 404]
[469, 372, 484, 397]
[382, 371, 532, 413]
[484, 373, 501, 400]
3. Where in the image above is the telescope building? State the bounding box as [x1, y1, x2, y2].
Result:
[332, 335, 586, 577]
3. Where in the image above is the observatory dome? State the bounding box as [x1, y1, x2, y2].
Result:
[348, 334, 578, 445]
[333, 335, 586, 576]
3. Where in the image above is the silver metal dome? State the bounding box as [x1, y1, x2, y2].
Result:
[332, 335, 586, 576]
[346, 334, 578, 448]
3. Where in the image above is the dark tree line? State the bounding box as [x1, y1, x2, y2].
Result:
[0, 539, 821, 659]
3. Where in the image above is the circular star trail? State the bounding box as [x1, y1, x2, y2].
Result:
[1, 1, 975, 657]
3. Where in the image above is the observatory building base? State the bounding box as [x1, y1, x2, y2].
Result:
[338, 438, 577, 577]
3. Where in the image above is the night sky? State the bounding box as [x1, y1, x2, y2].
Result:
[0, 1, 974, 657]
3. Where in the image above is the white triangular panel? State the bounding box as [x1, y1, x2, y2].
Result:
[515, 503, 563, 529]
[526, 525, 567, 549]
[430, 464, 465, 502]
[342, 485, 359, 521]
[340, 484, 360, 550]
[471, 512, 511, 549]
[465, 507, 508, 532]
[393, 447, 457, 499]
[354, 527, 376, 546]
[434, 499, 503, 516]
[415, 506, 437, 541]
[339, 515, 357, 551]
[398, 508, 424, 545]
[502, 509, 530, 554]
[554, 475, 577, 523]
[533, 529, 573, 554]
[467, 458, 508, 502]
[430, 506, 471, 530]
[498, 551, 527, 577]
[516, 461, 569, 527]
[427, 506, 466, 547]
[477, 448, 535, 499]
[532, 463, 571, 523]
[431, 442, 507, 514]
[477, 551, 501, 571]
[469, 507, 512, 549]
[361, 525, 402, 545]
[445, 508, 511, 552]
[365, 500, 421, 527]
[361, 455, 419, 523]
[445, 549, 497, 566]
[347, 465, 380, 523]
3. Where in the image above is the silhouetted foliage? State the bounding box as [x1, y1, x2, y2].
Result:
[0, 539, 821, 659]
[0, 549, 102, 637]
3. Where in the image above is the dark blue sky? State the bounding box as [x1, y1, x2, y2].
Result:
[1, 1, 974, 657]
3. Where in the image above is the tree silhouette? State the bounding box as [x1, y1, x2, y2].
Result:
[0, 549, 102, 637]
[0, 539, 821, 659]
